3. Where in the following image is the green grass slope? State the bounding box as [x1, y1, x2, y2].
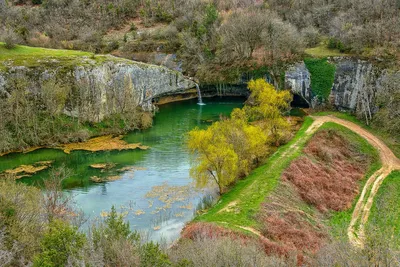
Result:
[195, 117, 315, 230]
[195, 117, 381, 241]
[367, 170, 400, 245]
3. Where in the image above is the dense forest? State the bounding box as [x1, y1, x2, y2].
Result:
[1, 0, 399, 82]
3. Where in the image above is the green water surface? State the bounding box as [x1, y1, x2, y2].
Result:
[0, 97, 243, 242]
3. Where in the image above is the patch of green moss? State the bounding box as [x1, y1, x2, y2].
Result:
[304, 58, 336, 101]
[0, 43, 124, 71]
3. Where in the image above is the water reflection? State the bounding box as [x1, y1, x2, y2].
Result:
[0, 97, 244, 243]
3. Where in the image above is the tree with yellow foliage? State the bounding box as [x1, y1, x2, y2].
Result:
[188, 123, 239, 195]
[188, 108, 268, 194]
[188, 79, 291, 195]
[245, 79, 292, 144]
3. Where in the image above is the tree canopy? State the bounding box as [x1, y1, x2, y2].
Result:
[188, 79, 292, 194]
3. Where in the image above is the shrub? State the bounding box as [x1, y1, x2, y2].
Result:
[1, 28, 20, 49]
[140, 242, 171, 267]
[169, 235, 287, 267]
[301, 26, 321, 47]
[33, 220, 86, 267]
[0, 177, 45, 261]
[282, 130, 370, 212]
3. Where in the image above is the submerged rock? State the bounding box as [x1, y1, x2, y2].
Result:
[90, 163, 117, 170]
[60, 135, 149, 154]
[2, 160, 53, 179]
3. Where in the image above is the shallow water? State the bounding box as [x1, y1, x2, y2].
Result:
[0, 97, 244, 243]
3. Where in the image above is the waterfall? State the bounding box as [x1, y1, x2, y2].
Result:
[196, 83, 205, 105]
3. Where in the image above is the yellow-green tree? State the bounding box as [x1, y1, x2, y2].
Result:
[188, 124, 239, 194]
[224, 108, 268, 176]
[188, 108, 268, 194]
[245, 79, 292, 144]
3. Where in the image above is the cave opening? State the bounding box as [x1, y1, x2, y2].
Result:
[291, 94, 310, 108]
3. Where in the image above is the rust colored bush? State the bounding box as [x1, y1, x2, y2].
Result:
[283, 130, 369, 212]
[181, 222, 244, 241]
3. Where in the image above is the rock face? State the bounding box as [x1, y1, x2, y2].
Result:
[285, 57, 386, 112]
[285, 62, 312, 106]
[329, 58, 383, 111]
[0, 55, 196, 122]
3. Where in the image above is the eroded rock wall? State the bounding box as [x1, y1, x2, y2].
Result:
[285, 57, 387, 112]
[0, 56, 196, 122]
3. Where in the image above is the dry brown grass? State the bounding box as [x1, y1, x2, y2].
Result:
[258, 182, 327, 265]
[283, 130, 369, 212]
[255, 129, 372, 264]
[60, 135, 149, 154]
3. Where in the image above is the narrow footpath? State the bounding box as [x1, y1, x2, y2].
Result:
[310, 116, 400, 248]
[224, 116, 400, 249]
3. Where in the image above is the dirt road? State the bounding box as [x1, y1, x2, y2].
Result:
[216, 115, 400, 248]
[310, 116, 400, 248]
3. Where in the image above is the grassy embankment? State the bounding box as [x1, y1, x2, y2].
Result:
[194, 117, 315, 233]
[313, 111, 400, 159]
[195, 115, 381, 241]
[367, 171, 400, 238]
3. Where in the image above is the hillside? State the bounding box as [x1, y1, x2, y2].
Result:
[0, 0, 399, 266]
[183, 114, 400, 264]
[0, 42, 195, 154]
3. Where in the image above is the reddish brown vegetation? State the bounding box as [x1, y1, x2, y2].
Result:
[258, 182, 328, 265]
[181, 222, 240, 240]
[256, 129, 372, 264]
[283, 130, 370, 212]
[181, 222, 297, 262]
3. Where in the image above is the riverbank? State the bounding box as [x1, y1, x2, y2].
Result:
[182, 114, 391, 262]
[0, 97, 244, 243]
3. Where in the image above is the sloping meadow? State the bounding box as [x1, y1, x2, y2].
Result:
[179, 121, 379, 265]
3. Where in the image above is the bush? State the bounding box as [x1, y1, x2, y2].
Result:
[33, 220, 86, 267]
[1, 28, 21, 49]
[301, 26, 321, 47]
[103, 40, 119, 53]
[169, 236, 287, 266]
[327, 38, 349, 53]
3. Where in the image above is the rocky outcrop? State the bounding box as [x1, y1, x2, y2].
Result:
[329, 58, 383, 111]
[0, 55, 196, 122]
[285, 57, 387, 112]
[285, 62, 312, 106]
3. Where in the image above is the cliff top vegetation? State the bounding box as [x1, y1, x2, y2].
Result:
[2, 0, 398, 83]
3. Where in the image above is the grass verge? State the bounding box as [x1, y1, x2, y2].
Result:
[367, 171, 400, 240]
[194, 117, 315, 230]
[313, 111, 400, 158]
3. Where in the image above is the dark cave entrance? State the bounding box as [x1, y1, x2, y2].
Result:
[291, 94, 310, 108]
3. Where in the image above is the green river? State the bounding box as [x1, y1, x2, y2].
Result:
[0, 97, 244, 243]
